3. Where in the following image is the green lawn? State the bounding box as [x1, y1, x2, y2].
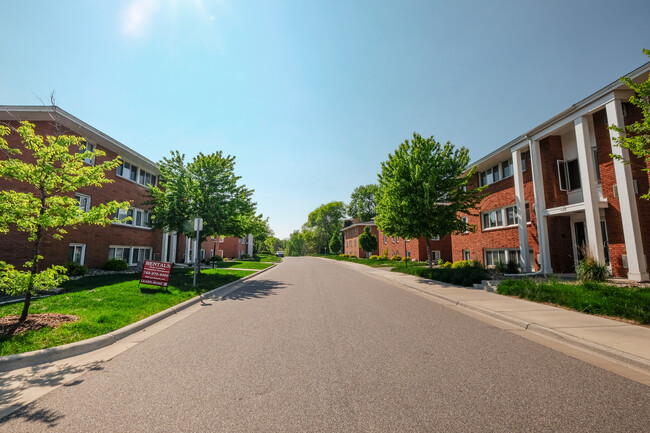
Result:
[256, 254, 283, 263]
[316, 254, 426, 268]
[497, 278, 650, 325]
[0, 267, 254, 356]
[212, 261, 275, 270]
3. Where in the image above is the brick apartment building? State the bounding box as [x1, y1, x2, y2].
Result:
[342, 221, 452, 262]
[0, 106, 253, 269]
[344, 62, 650, 281]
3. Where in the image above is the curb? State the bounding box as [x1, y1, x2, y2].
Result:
[0, 264, 276, 372]
[333, 259, 650, 374]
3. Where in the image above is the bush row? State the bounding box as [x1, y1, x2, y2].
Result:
[394, 260, 488, 287]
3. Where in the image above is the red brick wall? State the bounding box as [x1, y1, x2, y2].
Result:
[0, 120, 161, 269]
[451, 151, 540, 269]
[343, 225, 379, 257]
[540, 136, 568, 209]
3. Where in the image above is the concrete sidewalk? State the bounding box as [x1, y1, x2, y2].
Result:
[336, 260, 650, 374]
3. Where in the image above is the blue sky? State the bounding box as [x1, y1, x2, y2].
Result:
[1, 0, 649, 238]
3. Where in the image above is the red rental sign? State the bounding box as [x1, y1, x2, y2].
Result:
[140, 260, 173, 287]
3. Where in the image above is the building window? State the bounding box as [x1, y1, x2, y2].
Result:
[431, 235, 440, 241]
[482, 204, 530, 230]
[462, 250, 470, 261]
[109, 246, 131, 262]
[592, 148, 601, 182]
[110, 246, 152, 265]
[383, 235, 387, 244]
[502, 158, 512, 179]
[114, 207, 152, 228]
[75, 193, 91, 212]
[79, 141, 95, 165]
[68, 243, 86, 265]
[461, 216, 469, 233]
[557, 159, 581, 191]
[117, 161, 157, 186]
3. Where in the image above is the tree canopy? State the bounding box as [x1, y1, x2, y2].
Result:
[375, 132, 486, 268]
[303, 201, 346, 253]
[149, 151, 256, 240]
[610, 48, 650, 200]
[0, 121, 129, 321]
[347, 184, 379, 222]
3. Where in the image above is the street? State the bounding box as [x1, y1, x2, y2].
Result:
[1, 257, 649, 432]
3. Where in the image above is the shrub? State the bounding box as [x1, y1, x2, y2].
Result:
[401, 256, 410, 262]
[393, 264, 488, 287]
[62, 261, 87, 277]
[209, 255, 224, 262]
[380, 248, 389, 259]
[576, 257, 609, 282]
[348, 255, 357, 259]
[451, 260, 479, 269]
[102, 258, 128, 271]
[369, 255, 380, 260]
[241, 253, 251, 259]
[440, 261, 452, 269]
[495, 260, 521, 274]
[391, 255, 402, 262]
[339, 254, 349, 258]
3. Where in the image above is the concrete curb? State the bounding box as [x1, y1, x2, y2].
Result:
[331, 258, 650, 374]
[0, 264, 276, 372]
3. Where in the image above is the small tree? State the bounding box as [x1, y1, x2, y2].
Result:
[0, 121, 129, 321]
[376, 133, 486, 269]
[358, 226, 378, 258]
[610, 48, 650, 200]
[328, 232, 342, 255]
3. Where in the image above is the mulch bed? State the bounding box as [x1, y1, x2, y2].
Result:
[0, 313, 79, 337]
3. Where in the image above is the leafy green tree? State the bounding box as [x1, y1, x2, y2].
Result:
[285, 230, 304, 256]
[244, 213, 271, 254]
[149, 151, 256, 239]
[303, 201, 346, 253]
[0, 122, 129, 321]
[610, 48, 650, 200]
[347, 184, 379, 221]
[358, 226, 378, 258]
[376, 132, 486, 268]
[263, 236, 282, 254]
[328, 232, 342, 255]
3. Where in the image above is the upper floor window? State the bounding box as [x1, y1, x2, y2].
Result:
[117, 161, 158, 187]
[479, 153, 527, 187]
[461, 216, 469, 234]
[75, 193, 91, 212]
[557, 159, 581, 192]
[114, 207, 152, 228]
[79, 141, 95, 165]
[482, 203, 530, 230]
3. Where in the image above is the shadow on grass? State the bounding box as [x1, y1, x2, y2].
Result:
[0, 361, 104, 426]
[220, 279, 291, 301]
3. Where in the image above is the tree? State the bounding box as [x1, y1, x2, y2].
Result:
[0, 121, 129, 321]
[243, 213, 271, 254]
[375, 133, 486, 268]
[328, 232, 342, 255]
[347, 184, 379, 221]
[303, 201, 346, 253]
[610, 48, 650, 200]
[285, 230, 304, 256]
[149, 151, 256, 239]
[358, 226, 378, 258]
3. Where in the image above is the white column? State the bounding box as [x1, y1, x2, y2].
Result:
[185, 236, 191, 263]
[247, 234, 254, 256]
[161, 232, 169, 262]
[607, 99, 649, 281]
[530, 139, 553, 274]
[512, 147, 531, 272]
[170, 232, 178, 263]
[575, 116, 605, 263]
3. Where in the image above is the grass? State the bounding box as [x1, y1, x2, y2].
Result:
[0, 267, 254, 356]
[256, 254, 283, 263]
[316, 254, 427, 268]
[497, 278, 650, 325]
[212, 261, 275, 270]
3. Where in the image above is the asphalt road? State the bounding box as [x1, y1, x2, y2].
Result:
[1, 257, 649, 432]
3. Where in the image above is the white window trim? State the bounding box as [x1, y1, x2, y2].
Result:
[481, 203, 531, 231]
[479, 154, 526, 187]
[108, 245, 152, 265]
[113, 207, 152, 229]
[69, 243, 86, 265]
[80, 141, 96, 165]
[117, 160, 158, 187]
[75, 193, 91, 213]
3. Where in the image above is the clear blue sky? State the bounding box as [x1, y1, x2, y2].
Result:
[2, 1, 649, 239]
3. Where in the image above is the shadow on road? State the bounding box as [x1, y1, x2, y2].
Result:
[0, 361, 103, 426]
[221, 279, 291, 301]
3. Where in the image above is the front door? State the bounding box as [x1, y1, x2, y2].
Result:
[574, 221, 586, 262]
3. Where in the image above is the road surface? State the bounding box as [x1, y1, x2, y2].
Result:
[1, 257, 649, 432]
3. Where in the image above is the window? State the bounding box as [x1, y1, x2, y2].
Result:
[75, 193, 91, 212]
[431, 235, 440, 241]
[68, 243, 85, 265]
[110, 246, 151, 265]
[482, 204, 530, 230]
[462, 250, 470, 261]
[79, 141, 95, 165]
[391, 237, 395, 243]
[592, 148, 601, 182]
[109, 246, 131, 261]
[114, 207, 151, 228]
[491, 165, 500, 182]
[502, 158, 512, 179]
[461, 216, 469, 233]
[557, 159, 581, 191]
[383, 235, 387, 244]
[117, 161, 157, 186]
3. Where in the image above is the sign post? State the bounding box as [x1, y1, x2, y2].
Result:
[193, 217, 203, 288]
[139, 260, 173, 288]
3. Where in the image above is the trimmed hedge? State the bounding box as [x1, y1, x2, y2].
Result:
[393, 264, 488, 287]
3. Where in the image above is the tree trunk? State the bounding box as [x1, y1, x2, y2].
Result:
[426, 242, 432, 269]
[20, 188, 46, 322]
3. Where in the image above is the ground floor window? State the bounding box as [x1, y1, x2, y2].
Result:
[462, 249, 470, 261]
[68, 243, 86, 265]
[109, 245, 152, 265]
[484, 248, 533, 267]
[432, 250, 441, 262]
